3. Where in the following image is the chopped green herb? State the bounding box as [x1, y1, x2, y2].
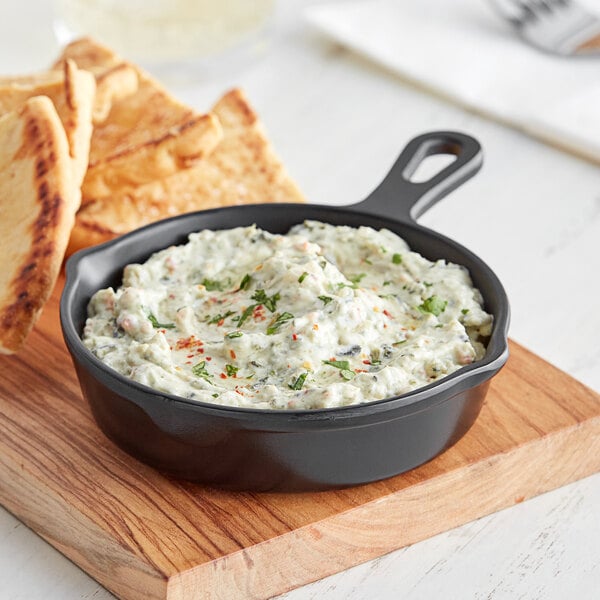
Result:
[418, 295, 448, 316]
[392, 340, 407, 346]
[252, 289, 280, 312]
[364, 258, 373, 265]
[207, 310, 235, 324]
[318, 295, 333, 305]
[225, 331, 243, 339]
[349, 273, 366, 285]
[298, 272, 309, 283]
[323, 359, 351, 370]
[202, 278, 223, 291]
[238, 304, 256, 326]
[148, 313, 176, 329]
[435, 323, 444, 328]
[266, 312, 294, 335]
[383, 280, 392, 286]
[239, 274, 252, 290]
[380, 246, 388, 253]
[323, 359, 356, 379]
[225, 364, 239, 377]
[461, 308, 470, 315]
[288, 372, 308, 390]
[392, 253, 402, 264]
[212, 393, 219, 398]
[251, 288, 268, 304]
[192, 361, 212, 382]
[423, 281, 433, 287]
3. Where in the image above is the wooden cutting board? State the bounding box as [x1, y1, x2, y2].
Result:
[1, 276, 599, 600]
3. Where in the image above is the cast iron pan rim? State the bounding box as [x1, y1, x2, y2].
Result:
[61, 202, 510, 424]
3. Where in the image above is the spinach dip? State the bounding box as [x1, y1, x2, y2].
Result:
[83, 221, 493, 410]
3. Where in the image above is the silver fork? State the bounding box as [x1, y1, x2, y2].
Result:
[489, 0, 600, 56]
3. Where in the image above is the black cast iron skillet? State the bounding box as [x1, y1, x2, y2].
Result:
[61, 131, 510, 492]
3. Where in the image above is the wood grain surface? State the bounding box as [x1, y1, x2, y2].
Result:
[0, 277, 599, 600]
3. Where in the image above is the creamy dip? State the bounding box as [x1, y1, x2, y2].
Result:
[83, 221, 493, 410]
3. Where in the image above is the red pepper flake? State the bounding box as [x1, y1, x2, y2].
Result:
[253, 305, 267, 322]
[185, 361, 192, 365]
[175, 335, 203, 351]
[230, 349, 236, 359]
[292, 333, 298, 341]
[187, 354, 194, 359]
[198, 348, 204, 354]
[217, 319, 225, 326]
[363, 360, 371, 365]
[355, 369, 368, 373]
[383, 309, 393, 318]
[220, 373, 227, 379]
[206, 356, 212, 361]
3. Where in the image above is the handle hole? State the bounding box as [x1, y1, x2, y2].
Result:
[408, 153, 457, 183]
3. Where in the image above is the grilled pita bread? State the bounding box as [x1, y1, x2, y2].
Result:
[51, 37, 138, 123]
[0, 60, 95, 191]
[90, 62, 138, 123]
[52, 36, 122, 72]
[54, 37, 223, 201]
[68, 88, 306, 254]
[0, 97, 79, 354]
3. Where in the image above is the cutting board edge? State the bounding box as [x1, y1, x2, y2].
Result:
[164, 414, 600, 600]
[0, 456, 168, 600]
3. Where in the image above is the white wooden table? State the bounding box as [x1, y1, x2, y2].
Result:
[1, 1, 599, 598]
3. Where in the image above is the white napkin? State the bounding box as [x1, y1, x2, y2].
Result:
[306, 0, 600, 164]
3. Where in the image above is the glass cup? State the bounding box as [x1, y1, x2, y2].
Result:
[53, 0, 277, 74]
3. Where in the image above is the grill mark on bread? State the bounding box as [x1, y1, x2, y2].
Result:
[1, 175, 62, 338]
[63, 60, 75, 111]
[0, 97, 76, 353]
[87, 115, 213, 168]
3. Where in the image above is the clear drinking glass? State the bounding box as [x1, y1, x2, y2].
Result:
[53, 0, 276, 72]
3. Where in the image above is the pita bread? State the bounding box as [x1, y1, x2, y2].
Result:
[51, 37, 138, 124]
[91, 62, 138, 123]
[0, 96, 79, 354]
[54, 37, 223, 201]
[0, 60, 95, 191]
[52, 36, 122, 72]
[68, 88, 306, 254]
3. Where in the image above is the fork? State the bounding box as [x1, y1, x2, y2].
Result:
[489, 0, 600, 56]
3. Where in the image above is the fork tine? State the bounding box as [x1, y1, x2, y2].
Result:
[488, 0, 533, 26]
[489, 0, 600, 55]
[520, 0, 553, 19]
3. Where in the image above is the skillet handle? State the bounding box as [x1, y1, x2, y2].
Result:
[348, 131, 483, 223]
